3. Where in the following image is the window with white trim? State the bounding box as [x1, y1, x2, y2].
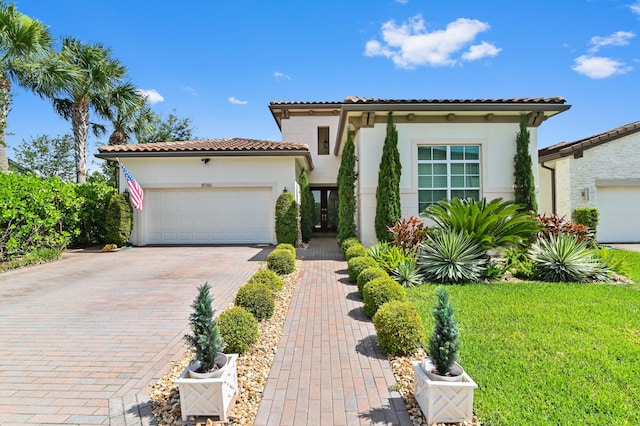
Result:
[417, 145, 481, 212]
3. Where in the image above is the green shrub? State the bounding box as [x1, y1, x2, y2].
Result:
[105, 193, 133, 247]
[275, 191, 298, 245]
[347, 255, 379, 283]
[345, 244, 367, 261]
[275, 243, 296, 257]
[373, 300, 425, 355]
[266, 249, 296, 275]
[428, 287, 460, 375]
[503, 247, 537, 280]
[340, 237, 361, 256]
[235, 283, 275, 321]
[423, 197, 540, 250]
[363, 277, 407, 318]
[0, 173, 80, 261]
[337, 131, 358, 244]
[528, 234, 610, 282]
[299, 170, 314, 243]
[573, 207, 599, 238]
[357, 267, 389, 298]
[418, 230, 487, 283]
[368, 242, 413, 273]
[72, 182, 117, 246]
[184, 283, 225, 372]
[218, 306, 259, 354]
[247, 269, 284, 292]
[593, 247, 629, 277]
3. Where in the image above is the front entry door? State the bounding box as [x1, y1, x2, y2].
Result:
[311, 187, 338, 232]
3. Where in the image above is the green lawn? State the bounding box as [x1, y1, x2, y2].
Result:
[408, 250, 640, 425]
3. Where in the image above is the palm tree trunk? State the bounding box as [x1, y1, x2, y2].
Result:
[72, 99, 89, 183]
[0, 77, 12, 173]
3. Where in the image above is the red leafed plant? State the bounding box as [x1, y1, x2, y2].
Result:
[388, 216, 429, 252]
[536, 213, 594, 242]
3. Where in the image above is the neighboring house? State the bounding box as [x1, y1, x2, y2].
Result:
[538, 121, 640, 243]
[97, 97, 569, 246]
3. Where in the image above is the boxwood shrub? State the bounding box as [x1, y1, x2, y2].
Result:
[275, 243, 296, 257]
[345, 244, 367, 261]
[362, 277, 407, 318]
[275, 191, 298, 245]
[341, 237, 361, 256]
[357, 267, 389, 298]
[235, 283, 275, 321]
[247, 269, 284, 292]
[373, 300, 425, 355]
[217, 306, 259, 354]
[347, 256, 379, 283]
[105, 193, 133, 247]
[267, 249, 296, 275]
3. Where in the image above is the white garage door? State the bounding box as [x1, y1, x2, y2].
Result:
[597, 186, 640, 243]
[145, 188, 273, 244]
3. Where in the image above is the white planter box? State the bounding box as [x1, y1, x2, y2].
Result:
[176, 353, 238, 422]
[412, 359, 477, 424]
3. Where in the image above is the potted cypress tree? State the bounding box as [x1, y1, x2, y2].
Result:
[412, 287, 477, 424]
[176, 283, 238, 422]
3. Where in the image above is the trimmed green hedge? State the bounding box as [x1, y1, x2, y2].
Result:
[357, 267, 389, 298]
[235, 283, 275, 321]
[347, 256, 379, 283]
[363, 277, 407, 318]
[267, 249, 296, 275]
[247, 270, 284, 292]
[218, 306, 259, 354]
[373, 300, 425, 355]
[275, 191, 298, 245]
[105, 193, 133, 247]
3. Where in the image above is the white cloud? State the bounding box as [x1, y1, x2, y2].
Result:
[462, 41, 502, 61]
[630, 1, 640, 16]
[136, 89, 164, 104]
[572, 55, 632, 79]
[589, 31, 635, 53]
[274, 71, 292, 80]
[364, 15, 499, 68]
[184, 86, 198, 96]
[228, 96, 248, 105]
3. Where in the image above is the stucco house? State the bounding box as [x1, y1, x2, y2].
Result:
[97, 96, 569, 246]
[538, 120, 640, 243]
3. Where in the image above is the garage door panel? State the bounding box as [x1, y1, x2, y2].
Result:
[597, 187, 640, 243]
[145, 188, 273, 244]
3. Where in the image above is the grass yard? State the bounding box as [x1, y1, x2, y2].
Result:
[408, 250, 640, 425]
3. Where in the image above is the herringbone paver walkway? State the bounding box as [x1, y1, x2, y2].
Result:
[255, 236, 411, 425]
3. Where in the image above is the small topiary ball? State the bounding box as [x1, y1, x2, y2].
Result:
[217, 306, 259, 354]
[357, 267, 390, 298]
[235, 283, 275, 321]
[247, 269, 284, 292]
[275, 243, 296, 257]
[347, 256, 379, 283]
[373, 300, 426, 355]
[362, 277, 408, 318]
[340, 237, 361, 256]
[267, 249, 296, 275]
[345, 244, 367, 261]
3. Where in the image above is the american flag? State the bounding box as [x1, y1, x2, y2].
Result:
[120, 164, 144, 210]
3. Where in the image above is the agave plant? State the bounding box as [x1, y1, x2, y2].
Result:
[391, 259, 424, 287]
[418, 230, 487, 284]
[422, 198, 540, 251]
[527, 234, 610, 282]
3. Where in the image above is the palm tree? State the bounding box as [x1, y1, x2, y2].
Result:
[0, 2, 55, 173]
[104, 83, 150, 146]
[52, 36, 128, 183]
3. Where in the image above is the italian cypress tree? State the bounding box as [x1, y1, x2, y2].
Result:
[337, 130, 357, 243]
[298, 169, 314, 243]
[513, 113, 538, 213]
[375, 112, 402, 242]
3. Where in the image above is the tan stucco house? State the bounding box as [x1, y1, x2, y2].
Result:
[538, 120, 640, 243]
[97, 96, 569, 246]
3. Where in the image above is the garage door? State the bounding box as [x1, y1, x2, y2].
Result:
[145, 188, 273, 244]
[597, 186, 640, 243]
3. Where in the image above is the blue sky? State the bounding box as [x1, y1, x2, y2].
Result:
[8, 0, 640, 169]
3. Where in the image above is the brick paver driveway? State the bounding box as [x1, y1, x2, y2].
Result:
[0, 245, 269, 425]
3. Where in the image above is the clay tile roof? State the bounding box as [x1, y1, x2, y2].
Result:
[98, 138, 309, 153]
[270, 97, 567, 106]
[341, 96, 567, 104]
[539, 120, 640, 162]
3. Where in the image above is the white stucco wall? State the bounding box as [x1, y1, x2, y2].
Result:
[356, 121, 535, 244]
[118, 156, 299, 245]
[279, 115, 341, 186]
[538, 164, 553, 214]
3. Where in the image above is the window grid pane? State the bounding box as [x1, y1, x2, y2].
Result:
[417, 145, 480, 213]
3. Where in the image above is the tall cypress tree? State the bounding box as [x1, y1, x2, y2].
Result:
[375, 112, 402, 242]
[513, 113, 538, 213]
[298, 169, 314, 243]
[337, 130, 357, 243]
